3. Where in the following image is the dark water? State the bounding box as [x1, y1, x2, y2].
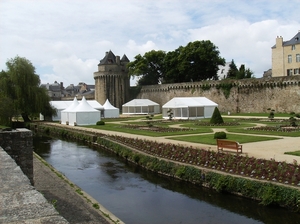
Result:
[33, 136, 300, 224]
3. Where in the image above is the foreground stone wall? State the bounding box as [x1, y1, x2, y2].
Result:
[0, 128, 33, 185]
[137, 76, 300, 113]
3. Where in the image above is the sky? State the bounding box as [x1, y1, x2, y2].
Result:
[1, 0, 299, 87]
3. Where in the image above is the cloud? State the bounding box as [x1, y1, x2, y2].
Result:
[188, 17, 300, 76]
[1, 0, 300, 86]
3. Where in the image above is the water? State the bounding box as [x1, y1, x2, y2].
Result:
[33, 135, 300, 224]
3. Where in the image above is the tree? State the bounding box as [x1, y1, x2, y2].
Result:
[127, 50, 166, 86]
[226, 59, 238, 79]
[167, 40, 225, 82]
[210, 107, 224, 124]
[0, 56, 55, 124]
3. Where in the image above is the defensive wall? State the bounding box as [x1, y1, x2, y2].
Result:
[137, 76, 300, 113]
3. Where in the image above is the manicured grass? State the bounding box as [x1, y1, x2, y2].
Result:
[284, 151, 300, 157]
[223, 112, 293, 117]
[84, 123, 213, 137]
[167, 133, 281, 145]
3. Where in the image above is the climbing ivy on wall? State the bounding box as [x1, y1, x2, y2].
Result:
[217, 83, 233, 99]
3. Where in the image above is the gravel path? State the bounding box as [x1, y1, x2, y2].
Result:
[33, 154, 123, 224]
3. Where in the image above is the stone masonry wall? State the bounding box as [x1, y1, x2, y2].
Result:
[137, 76, 300, 113]
[0, 128, 33, 185]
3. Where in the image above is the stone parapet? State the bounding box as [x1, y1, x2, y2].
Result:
[0, 147, 68, 223]
[0, 128, 34, 185]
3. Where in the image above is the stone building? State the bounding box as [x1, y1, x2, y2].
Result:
[94, 50, 130, 109]
[272, 30, 300, 77]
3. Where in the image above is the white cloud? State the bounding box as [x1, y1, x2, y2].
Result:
[1, 0, 299, 86]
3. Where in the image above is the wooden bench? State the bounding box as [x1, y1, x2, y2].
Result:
[216, 139, 242, 154]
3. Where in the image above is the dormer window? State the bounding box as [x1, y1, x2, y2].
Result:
[292, 45, 296, 50]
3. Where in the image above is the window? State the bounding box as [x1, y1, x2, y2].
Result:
[288, 55, 292, 63]
[294, 68, 299, 74]
[296, 54, 300, 62]
[292, 45, 296, 50]
[287, 69, 293, 76]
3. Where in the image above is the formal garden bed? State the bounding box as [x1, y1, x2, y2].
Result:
[105, 134, 300, 186]
[121, 124, 193, 132]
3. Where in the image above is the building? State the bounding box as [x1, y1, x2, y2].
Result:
[94, 50, 130, 109]
[272, 31, 300, 77]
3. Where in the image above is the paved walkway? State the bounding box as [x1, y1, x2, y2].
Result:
[43, 119, 300, 164]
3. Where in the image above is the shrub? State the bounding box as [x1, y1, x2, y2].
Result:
[210, 107, 224, 124]
[96, 120, 105, 125]
[214, 131, 227, 139]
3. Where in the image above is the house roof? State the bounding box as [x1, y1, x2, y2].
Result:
[283, 31, 300, 46]
[162, 97, 218, 108]
[123, 99, 159, 107]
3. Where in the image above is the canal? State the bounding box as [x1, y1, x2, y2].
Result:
[33, 135, 300, 224]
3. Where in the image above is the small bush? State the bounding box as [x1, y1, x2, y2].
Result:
[214, 131, 227, 139]
[96, 120, 105, 125]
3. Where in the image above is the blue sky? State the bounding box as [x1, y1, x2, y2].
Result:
[1, 0, 299, 86]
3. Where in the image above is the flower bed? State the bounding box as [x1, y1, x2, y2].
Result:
[247, 126, 300, 132]
[121, 124, 192, 132]
[106, 134, 300, 186]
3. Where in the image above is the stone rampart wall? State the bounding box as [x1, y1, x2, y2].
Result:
[137, 76, 300, 113]
[0, 128, 33, 185]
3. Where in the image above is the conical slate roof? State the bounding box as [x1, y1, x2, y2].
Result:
[121, 54, 130, 63]
[98, 50, 116, 65]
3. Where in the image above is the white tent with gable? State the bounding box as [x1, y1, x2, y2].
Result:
[61, 97, 79, 125]
[122, 99, 160, 115]
[162, 97, 218, 120]
[68, 96, 101, 126]
[103, 99, 119, 118]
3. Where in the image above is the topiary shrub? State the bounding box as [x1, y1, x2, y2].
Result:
[96, 120, 105, 125]
[210, 107, 224, 124]
[214, 131, 227, 139]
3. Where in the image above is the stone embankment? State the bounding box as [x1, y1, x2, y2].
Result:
[0, 146, 68, 223]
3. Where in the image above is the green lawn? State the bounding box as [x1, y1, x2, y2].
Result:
[167, 133, 280, 145]
[284, 151, 300, 156]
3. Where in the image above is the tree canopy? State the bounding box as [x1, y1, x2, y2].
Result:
[226, 59, 254, 79]
[127, 50, 166, 86]
[0, 56, 56, 126]
[128, 40, 225, 85]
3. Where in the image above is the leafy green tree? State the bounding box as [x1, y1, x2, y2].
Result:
[226, 59, 238, 79]
[210, 107, 224, 124]
[171, 40, 225, 82]
[0, 56, 55, 124]
[127, 50, 166, 85]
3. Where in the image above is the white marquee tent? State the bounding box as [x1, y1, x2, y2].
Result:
[103, 99, 119, 118]
[48, 101, 71, 121]
[122, 99, 160, 115]
[67, 97, 101, 126]
[61, 97, 79, 125]
[162, 97, 218, 120]
[47, 99, 104, 121]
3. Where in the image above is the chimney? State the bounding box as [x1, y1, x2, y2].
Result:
[116, 56, 120, 65]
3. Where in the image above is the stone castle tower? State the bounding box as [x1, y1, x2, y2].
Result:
[94, 50, 130, 109]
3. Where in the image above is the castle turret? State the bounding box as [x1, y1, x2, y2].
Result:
[94, 50, 130, 109]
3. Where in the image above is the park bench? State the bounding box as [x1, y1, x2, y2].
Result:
[216, 139, 242, 154]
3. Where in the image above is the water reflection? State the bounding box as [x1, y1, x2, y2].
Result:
[33, 135, 300, 224]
